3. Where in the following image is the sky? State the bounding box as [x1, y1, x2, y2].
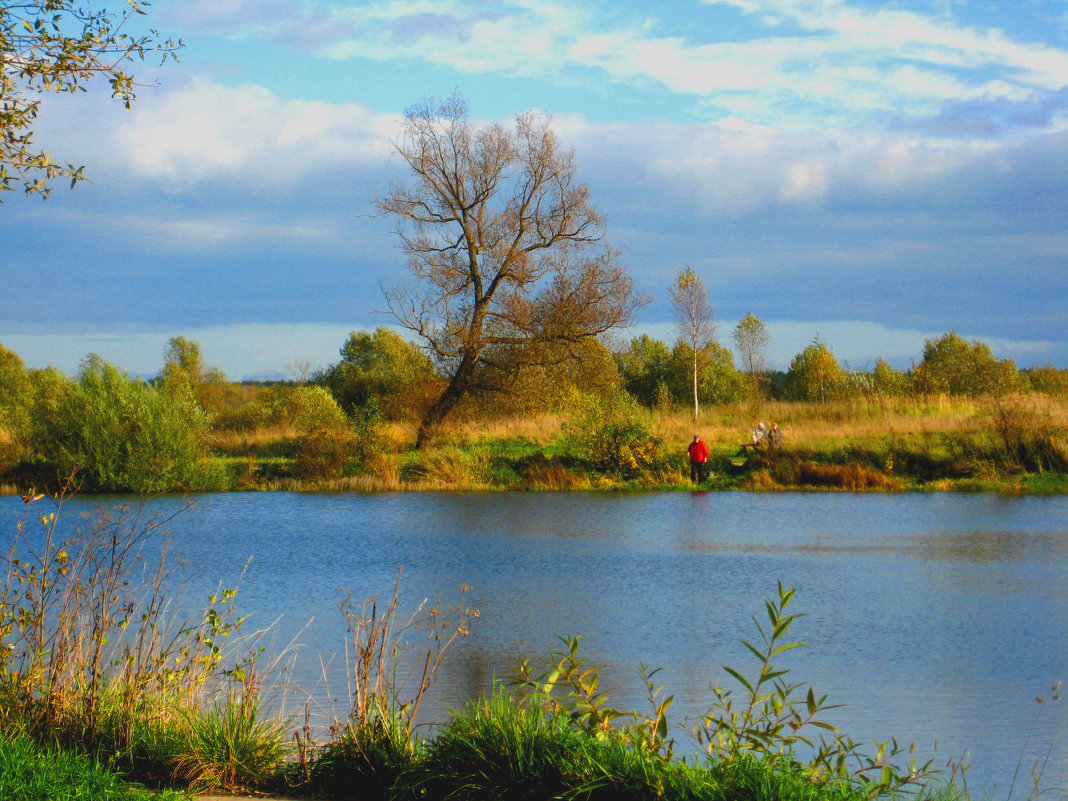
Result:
[2, 0, 1067, 380]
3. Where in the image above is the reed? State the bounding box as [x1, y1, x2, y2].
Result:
[0, 494, 288, 793]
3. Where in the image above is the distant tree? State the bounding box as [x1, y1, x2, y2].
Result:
[286, 359, 314, 385]
[161, 336, 207, 385]
[377, 94, 642, 446]
[871, 358, 907, 398]
[732, 312, 770, 400]
[912, 331, 1021, 397]
[616, 335, 672, 407]
[666, 340, 746, 406]
[159, 336, 228, 418]
[0, 342, 33, 471]
[1025, 366, 1068, 398]
[318, 327, 436, 418]
[0, 342, 33, 438]
[784, 337, 844, 402]
[669, 267, 715, 420]
[1, 0, 181, 198]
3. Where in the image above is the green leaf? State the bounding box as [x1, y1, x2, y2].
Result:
[769, 642, 803, 657]
[742, 640, 765, 662]
[722, 665, 753, 693]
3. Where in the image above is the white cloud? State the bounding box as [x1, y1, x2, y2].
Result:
[200, 0, 1068, 131]
[107, 78, 398, 190]
[566, 118, 1008, 217]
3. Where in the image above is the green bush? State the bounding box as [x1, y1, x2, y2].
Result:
[33, 356, 217, 492]
[317, 328, 436, 418]
[564, 391, 660, 475]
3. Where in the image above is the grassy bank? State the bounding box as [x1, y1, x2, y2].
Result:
[4, 498, 1056, 801]
[0, 731, 191, 801]
[191, 396, 1068, 494]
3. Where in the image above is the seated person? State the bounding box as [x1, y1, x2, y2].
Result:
[737, 422, 766, 454]
[751, 422, 766, 447]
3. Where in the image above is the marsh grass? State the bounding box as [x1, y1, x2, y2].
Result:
[61, 393, 1058, 494]
[0, 494, 289, 793]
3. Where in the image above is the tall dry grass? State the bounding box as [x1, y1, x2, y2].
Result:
[0, 495, 288, 791]
[651, 397, 1005, 453]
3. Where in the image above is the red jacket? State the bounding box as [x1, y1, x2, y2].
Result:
[687, 439, 709, 463]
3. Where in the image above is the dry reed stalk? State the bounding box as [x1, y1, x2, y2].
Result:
[339, 568, 478, 734]
[1, 496, 266, 751]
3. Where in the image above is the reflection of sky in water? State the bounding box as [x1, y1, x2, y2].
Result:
[4, 491, 1066, 796]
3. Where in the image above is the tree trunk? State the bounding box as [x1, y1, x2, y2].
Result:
[692, 347, 699, 421]
[415, 353, 478, 448]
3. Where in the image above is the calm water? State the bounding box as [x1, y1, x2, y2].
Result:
[5, 491, 1067, 795]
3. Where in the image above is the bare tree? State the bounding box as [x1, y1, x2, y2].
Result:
[377, 95, 643, 447]
[732, 312, 770, 401]
[669, 267, 715, 420]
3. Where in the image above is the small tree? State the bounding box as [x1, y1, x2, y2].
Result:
[1, 0, 181, 197]
[914, 331, 1021, 397]
[0, 342, 33, 439]
[0, 342, 33, 472]
[669, 267, 715, 420]
[732, 312, 770, 401]
[318, 327, 436, 417]
[784, 337, 844, 403]
[871, 358, 907, 398]
[616, 335, 672, 407]
[159, 336, 229, 419]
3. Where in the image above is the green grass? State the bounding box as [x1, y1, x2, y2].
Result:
[0, 730, 191, 801]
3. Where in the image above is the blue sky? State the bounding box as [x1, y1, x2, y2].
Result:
[2, 0, 1066, 379]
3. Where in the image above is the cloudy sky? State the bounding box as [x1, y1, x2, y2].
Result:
[2, 0, 1066, 379]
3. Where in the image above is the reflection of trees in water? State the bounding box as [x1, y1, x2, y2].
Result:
[916, 530, 1067, 563]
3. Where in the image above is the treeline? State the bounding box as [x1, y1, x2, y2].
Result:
[0, 328, 1065, 493]
[617, 329, 1065, 406]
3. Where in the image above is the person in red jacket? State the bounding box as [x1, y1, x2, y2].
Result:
[686, 434, 709, 484]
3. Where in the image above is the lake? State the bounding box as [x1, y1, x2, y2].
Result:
[4, 490, 1066, 796]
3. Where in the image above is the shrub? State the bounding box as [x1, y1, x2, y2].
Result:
[292, 426, 355, 481]
[33, 356, 215, 492]
[309, 710, 420, 801]
[406, 691, 584, 800]
[317, 328, 436, 418]
[564, 392, 661, 475]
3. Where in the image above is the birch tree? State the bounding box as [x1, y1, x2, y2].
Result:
[669, 267, 714, 420]
[732, 312, 770, 401]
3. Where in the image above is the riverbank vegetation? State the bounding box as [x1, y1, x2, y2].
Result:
[1, 330, 1066, 495]
[3, 496, 1022, 801]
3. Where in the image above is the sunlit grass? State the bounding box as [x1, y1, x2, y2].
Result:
[121, 393, 1068, 493]
[0, 730, 191, 801]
